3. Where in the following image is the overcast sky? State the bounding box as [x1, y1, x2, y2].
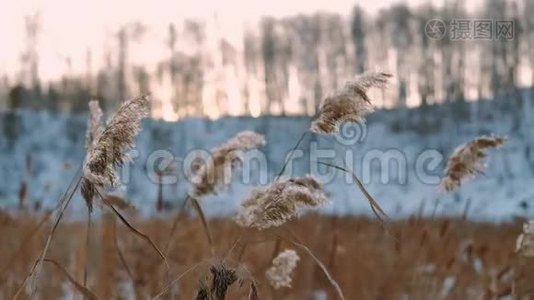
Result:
[0, 0, 483, 81]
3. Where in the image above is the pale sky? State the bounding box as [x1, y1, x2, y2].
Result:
[0, 0, 483, 81]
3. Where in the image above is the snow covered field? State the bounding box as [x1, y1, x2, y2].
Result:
[1, 95, 533, 221]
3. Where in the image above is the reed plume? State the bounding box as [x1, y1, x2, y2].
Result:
[81, 96, 149, 211]
[81, 100, 104, 212]
[311, 71, 391, 134]
[85, 99, 104, 150]
[516, 220, 534, 257]
[440, 136, 506, 192]
[169, 131, 264, 256]
[275, 70, 391, 180]
[235, 176, 327, 229]
[265, 249, 300, 289]
[192, 131, 265, 198]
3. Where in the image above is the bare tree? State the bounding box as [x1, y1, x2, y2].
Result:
[351, 6, 367, 74]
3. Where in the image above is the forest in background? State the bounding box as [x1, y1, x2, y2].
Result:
[0, 0, 533, 121]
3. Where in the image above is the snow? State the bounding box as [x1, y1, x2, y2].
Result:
[1, 93, 534, 221]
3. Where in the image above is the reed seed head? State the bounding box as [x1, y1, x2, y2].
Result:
[82, 100, 104, 211]
[235, 176, 327, 229]
[440, 136, 506, 192]
[311, 71, 391, 134]
[85, 99, 104, 151]
[81, 96, 149, 211]
[516, 220, 534, 257]
[265, 249, 300, 289]
[192, 131, 265, 198]
[83, 95, 148, 187]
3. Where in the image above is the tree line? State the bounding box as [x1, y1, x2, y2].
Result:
[0, 0, 532, 120]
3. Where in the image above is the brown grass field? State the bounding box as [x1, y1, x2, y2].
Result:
[1, 211, 533, 299]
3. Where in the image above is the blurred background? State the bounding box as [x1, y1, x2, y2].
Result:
[1, 0, 531, 118]
[3, 2, 534, 299]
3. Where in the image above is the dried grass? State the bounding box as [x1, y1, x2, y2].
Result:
[516, 220, 534, 257]
[311, 71, 392, 134]
[192, 131, 265, 198]
[102, 194, 136, 212]
[44, 258, 99, 300]
[209, 264, 238, 299]
[0, 215, 524, 299]
[441, 136, 507, 192]
[82, 96, 149, 211]
[85, 99, 104, 151]
[265, 249, 300, 289]
[235, 176, 328, 229]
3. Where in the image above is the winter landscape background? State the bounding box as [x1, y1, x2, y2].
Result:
[2, 89, 533, 220]
[2, 0, 534, 299]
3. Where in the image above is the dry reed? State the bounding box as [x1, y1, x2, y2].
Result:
[81, 100, 103, 212]
[82, 96, 149, 211]
[166, 131, 265, 256]
[311, 71, 392, 134]
[102, 194, 136, 212]
[44, 258, 100, 300]
[235, 176, 327, 229]
[2, 216, 524, 299]
[192, 131, 265, 198]
[516, 220, 534, 257]
[209, 264, 238, 299]
[265, 249, 300, 289]
[85, 99, 104, 151]
[441, 136, 506, 192]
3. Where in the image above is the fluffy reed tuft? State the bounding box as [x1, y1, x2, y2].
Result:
[516, 220, 534, 257]
[82, 100, 104, 212]
[85, 100, 104, 150]
[311, 71, 391, 134]
[84, 95, 149, 186]
[235, 176, 327, 229]
[265, 249, 300, 289]
[440, 136, 506, 192]
[192, 131, 265, 198]
[81, 96, 149, 211]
